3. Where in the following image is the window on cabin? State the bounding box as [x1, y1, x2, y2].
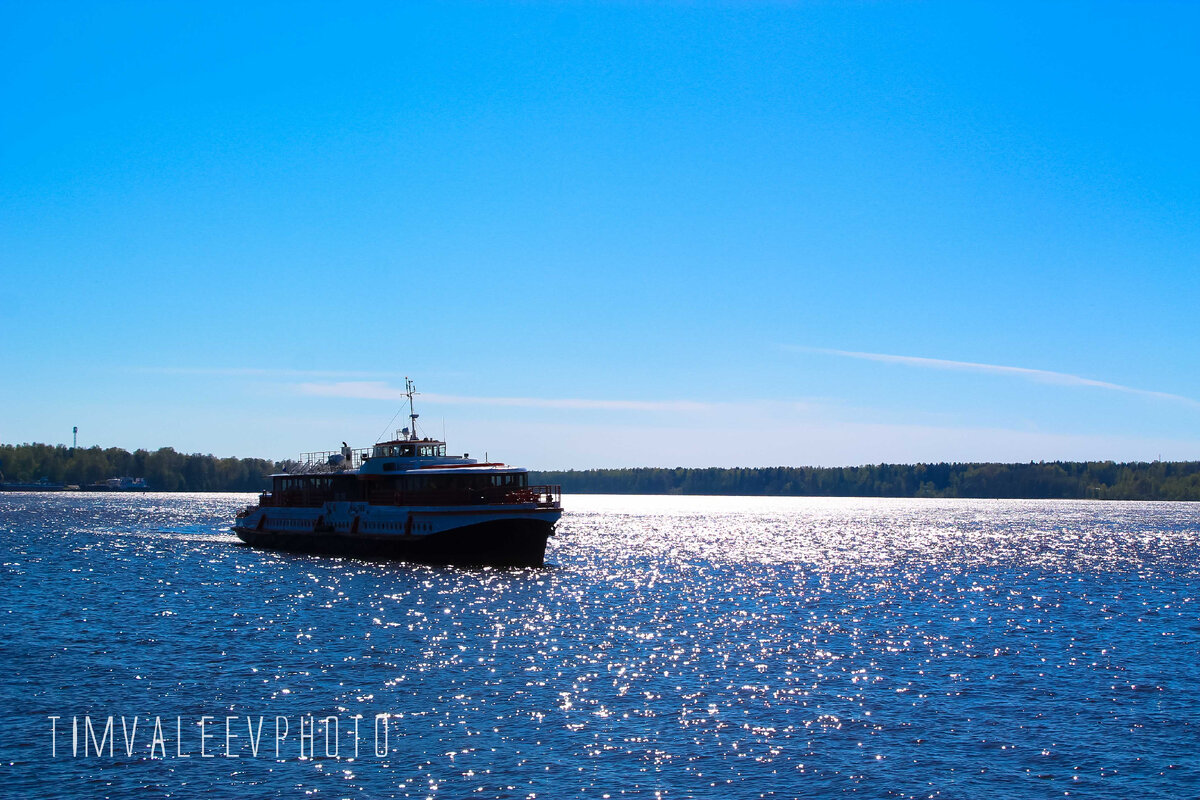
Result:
[401, 445, 415, 456]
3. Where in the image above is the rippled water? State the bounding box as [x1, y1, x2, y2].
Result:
[2, 493, 1199, 798]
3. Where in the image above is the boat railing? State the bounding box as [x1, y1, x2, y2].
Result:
[382, 484, 562, 508]
[298, 447, 373, 471]
[257, 485, 562, 508]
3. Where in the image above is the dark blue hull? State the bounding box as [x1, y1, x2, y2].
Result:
[233, 517, 554, 567]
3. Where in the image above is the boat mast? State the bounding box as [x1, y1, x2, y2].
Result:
[405, 377, 420, 441]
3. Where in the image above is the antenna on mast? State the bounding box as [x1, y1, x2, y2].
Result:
[405, 377, 420, 440]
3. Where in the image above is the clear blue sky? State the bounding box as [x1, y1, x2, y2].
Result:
[2, 2, 1198, 468]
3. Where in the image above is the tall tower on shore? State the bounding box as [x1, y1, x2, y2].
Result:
[73, 426, 78, 449]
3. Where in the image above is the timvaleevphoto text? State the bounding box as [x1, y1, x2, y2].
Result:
[47, 714, 406, 761]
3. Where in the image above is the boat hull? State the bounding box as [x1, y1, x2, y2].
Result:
[233, 516, 555, 567]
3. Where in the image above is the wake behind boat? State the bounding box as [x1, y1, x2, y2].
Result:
[233, 380, 561, 566]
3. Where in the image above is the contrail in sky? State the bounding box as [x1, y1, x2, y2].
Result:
[792, 346, 1198, 406]
[297, 381, 713, 412]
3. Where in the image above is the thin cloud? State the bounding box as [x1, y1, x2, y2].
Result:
[296, 381, 715, 412]
[791, 346, 1198, 406]
[133, 367, 393, 379]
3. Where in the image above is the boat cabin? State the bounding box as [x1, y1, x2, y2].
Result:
[372, 441, 448, 459]
[261, 437, 557, 510]
[259, 380, 559, 510]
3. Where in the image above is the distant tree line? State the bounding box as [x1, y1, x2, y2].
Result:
[4, 443, 1199, 499]
[530, 461, 1200, 501]
[0, 443, 278, 492]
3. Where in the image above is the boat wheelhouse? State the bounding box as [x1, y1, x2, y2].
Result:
[233, 380, 561, 567]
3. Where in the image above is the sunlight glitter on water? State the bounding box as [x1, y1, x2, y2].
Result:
[2, 493, 1198, 798]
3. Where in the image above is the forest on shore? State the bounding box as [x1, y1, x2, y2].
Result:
[529, 461, 1200, 501]
[0, 443, 278, 492]
[3, 443, 1199, 500]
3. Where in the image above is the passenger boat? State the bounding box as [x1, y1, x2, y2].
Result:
[233, 380, 561, 567]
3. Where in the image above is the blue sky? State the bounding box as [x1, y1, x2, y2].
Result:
[2, 1, 1198, 468]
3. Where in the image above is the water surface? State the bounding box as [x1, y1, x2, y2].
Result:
[2, 493, 1198, 798]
